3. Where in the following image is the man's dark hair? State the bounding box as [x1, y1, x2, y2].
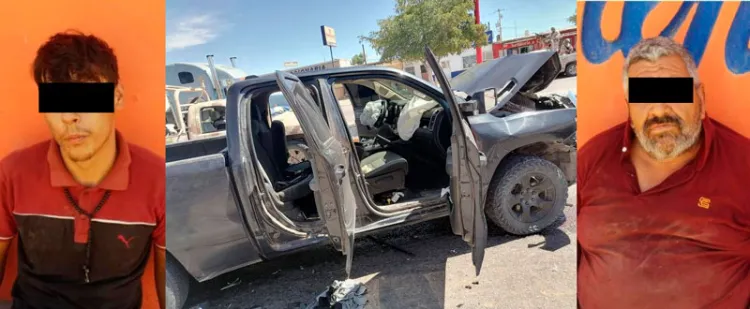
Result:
[32, 30, 119, 84]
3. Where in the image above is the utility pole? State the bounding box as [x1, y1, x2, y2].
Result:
[474, 0, 482, 64]
[362, 44, 368, 64]
[329, 46, 335, 68]
[494, 9, 504, 43]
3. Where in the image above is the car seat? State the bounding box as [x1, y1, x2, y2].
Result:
[251, 104, 312, 202]
[270, 120, 311, 176]
[360, 151, 409, 195]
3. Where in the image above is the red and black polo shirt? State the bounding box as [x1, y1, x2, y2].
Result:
[577, 117, 750, 308]
[0, 132, 165, 309]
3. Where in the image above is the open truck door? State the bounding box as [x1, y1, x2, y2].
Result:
[274, 72, 358, 277]
[424, 47, 488, 276]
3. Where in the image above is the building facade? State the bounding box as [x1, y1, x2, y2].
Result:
[402, 27, 576, 81]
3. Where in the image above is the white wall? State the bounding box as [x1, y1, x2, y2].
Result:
[402, 44, 495, 81]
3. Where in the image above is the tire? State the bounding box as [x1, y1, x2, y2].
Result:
[485, 156, 568, 236]
[565, 62, 577, 76]
[166, 256, 190, 309]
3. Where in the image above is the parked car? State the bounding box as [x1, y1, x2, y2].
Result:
[559, 52, 576, 76]
[165, 47, 577, 309]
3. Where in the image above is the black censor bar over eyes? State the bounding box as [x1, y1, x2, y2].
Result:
[38, 83, 115, 113]
[628, 77, 694, 104]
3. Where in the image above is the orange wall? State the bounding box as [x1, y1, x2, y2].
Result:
[0, 1, 165, 308]
[577, 1, 750, 146]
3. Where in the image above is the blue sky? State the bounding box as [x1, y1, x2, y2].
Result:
[166, 0, 575, 75]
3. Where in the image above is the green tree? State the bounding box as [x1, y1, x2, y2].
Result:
[351, 52, 366, 65]
[360, 0, 487, 83]
[567, 13, 577, 25]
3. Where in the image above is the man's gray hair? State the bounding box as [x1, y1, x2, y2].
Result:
[623, 36, 700, 92]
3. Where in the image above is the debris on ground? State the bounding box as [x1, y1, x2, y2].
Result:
[472, 280, 479, 285]
[220, 278, 242, 291]
[464, 285, 472, 289]
[306, 279, 367, 309]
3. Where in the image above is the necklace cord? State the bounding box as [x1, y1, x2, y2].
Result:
[63, 188, 112, 283]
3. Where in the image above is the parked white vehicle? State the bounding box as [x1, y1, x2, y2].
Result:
[559, 52, 576, 76]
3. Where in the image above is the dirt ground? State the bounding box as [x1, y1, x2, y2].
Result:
[184, 185, 577, 309]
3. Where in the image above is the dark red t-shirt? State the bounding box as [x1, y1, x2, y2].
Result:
[0, 132, 165, 309]
[577, 117, 750, 309]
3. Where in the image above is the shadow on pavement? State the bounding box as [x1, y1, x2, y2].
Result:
[526, 215, 572, 252]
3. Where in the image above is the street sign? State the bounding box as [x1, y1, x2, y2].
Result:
[321, 25, 337, 47]
[486, 30, 494, 44]
[283, 61, 298, 68]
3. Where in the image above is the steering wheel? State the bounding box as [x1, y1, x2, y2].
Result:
[371, 100, 388, 128]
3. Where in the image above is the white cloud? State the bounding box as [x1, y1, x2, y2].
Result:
[166, 14, 228, 52]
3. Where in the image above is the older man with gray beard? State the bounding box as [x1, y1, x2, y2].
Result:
[576, 36, 750, 309]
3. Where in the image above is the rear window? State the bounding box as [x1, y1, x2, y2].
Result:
[178, 72, 194, 84]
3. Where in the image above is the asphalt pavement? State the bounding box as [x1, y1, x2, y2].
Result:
[185, 186, 576, 309]
[184, 76, 578, 309]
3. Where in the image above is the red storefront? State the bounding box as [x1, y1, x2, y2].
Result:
[491, 27, 577, 58]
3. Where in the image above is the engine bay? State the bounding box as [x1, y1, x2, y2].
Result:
[493, 91, 575, 115]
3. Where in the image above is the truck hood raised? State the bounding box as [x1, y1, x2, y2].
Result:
[450, 51, 561, 107]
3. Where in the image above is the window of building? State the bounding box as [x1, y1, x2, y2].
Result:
[520, 46, 530, 54]
[405, 67, 416, 76]
[178, 72, 194, 84]
[420, 65, 427, 74]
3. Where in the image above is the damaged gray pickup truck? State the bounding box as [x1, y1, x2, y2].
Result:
[165, 48, 577, 309]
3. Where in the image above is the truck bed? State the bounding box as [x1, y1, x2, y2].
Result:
[165, 147, 262, 281]
[166, 136, 228, 163]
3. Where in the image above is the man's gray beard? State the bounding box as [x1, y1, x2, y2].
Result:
[635, 120, 702, 161]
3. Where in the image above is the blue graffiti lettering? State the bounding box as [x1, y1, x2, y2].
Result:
[725, 2, 750, 74]
[581, 1, 658, 64]
[582, 1, 748, 75]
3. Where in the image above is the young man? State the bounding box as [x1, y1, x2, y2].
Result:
[0, 31, 165, 309]
[577, 37, 750, 308]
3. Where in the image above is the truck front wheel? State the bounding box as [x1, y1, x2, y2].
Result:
[485, 156, 568, 236]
